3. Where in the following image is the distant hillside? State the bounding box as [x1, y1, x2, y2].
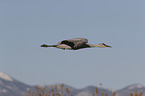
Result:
[116, 84, 145, 96]
[0, 72, 144, 96]
[0, 72, 33, 96]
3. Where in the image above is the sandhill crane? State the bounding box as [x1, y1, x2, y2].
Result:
[41, 38, 112, 50]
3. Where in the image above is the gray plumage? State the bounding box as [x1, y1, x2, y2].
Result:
[41, 38, 112, 50]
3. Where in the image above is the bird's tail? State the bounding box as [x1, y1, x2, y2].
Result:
[41, 44, 57, 48]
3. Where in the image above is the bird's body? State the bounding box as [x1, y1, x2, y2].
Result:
[41, 38, 111, 50]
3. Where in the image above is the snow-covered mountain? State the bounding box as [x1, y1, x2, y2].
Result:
[0, 72, 33, 96]
[0, 72, 145, 96]
[0, 72, 13, 82]
[116, 84, 145, 96]
[75, 86, 113, 96]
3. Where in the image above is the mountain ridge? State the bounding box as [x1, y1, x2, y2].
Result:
[0, 72, 144, 96]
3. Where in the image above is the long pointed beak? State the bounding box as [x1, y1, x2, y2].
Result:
[102, 43, 112, 48]
[106, 45, 112, 48]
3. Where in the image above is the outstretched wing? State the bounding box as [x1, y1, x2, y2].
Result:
[66, 38, 88, 43]
[60, 40, 75, 48]
[60, 38, 89, 49]
[73, 42, 90, 49]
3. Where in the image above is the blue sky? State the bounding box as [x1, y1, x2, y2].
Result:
[0, 0, 145, 90]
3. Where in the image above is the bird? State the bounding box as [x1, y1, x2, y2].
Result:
[41, 38, 112, 50]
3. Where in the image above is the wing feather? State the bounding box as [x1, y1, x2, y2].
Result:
[59, 38, 89, 49]
[60, 40, 74, 48]
[73, 42, 90, 49]
[66, 38, 88, 43]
